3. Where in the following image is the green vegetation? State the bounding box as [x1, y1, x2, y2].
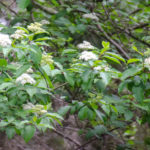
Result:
[0, 0, 150, 149]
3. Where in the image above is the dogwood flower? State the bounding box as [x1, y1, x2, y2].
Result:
[27, 22, 45, 33]
[83, 13, 99, 21]
[40, 20, 49, 25]
[16, 73, 36, 85]
[0, 33, 12, 47]
[32, 104, 47, 114]
[94, 66, 102, 71]
[79, 51, 98, 61]
[144, 57, 150, 65]
[26, 68, 33, 73]
[41, 54, 53, 65]
[23, 102, 35, 110]
[11, 30, 25, 39]
[77, 41, 95, 50]
[94, 65, 110, 71]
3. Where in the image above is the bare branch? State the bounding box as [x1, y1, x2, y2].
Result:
[54, 83, 68, 90]
[96, 24, 130, 59]
[124, 29, 150, 47]
[131, 23, 149, 30]
[54, 130, 81, 147]
[0, 1, 18, 16]
[32, 1, 58, 15]
[75, 137, 97, 150]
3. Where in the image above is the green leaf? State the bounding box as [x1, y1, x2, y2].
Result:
[118, 80, 131, 93]
[78, 106, 88, 120]
[16, 64, 30, 77]
[105, 52, 126, 63]
[17, 0, 31, 9]
[51, 0, 59, 6]
[16, 27, 29, 34]
[0, 82, 13, 91]
[82, 70, 92, 82]
[58, 106, 71, 116]
[132, 46, 143, 56]
[95, 110, 104, 122]
[29, 45, 42, 65]
[46, 113, 63, 120]
[0, 120, 9, 127]
[62, 49, 77, 55]
[121, 67, 142, 80]
[133, 103, 149, 111]
[35, 37, 52, 42]
[26, 87, 37, 98]
[95, 79, 106, 92]
[127, 58, 141, 64]
[50, 69, 61, 77]
[93, 125, 107, 136]
[111, 105, 118, 114]
[132, 85, 144, 102]
[39, 66, 54, 89]
[22, 125, 36, 143]
[102, 41, 110, 49]
[54, 62, 63, 70]
[103, 55, 121, 64]
[2, 48, 12, 57]
[6, 127, 16, 139]
[143, 99, 150, 103]
[124, 111, 133, 121]
[0, 59, 7, 67]
[64, 71, 74, 86]
[100, 72, 111, 86]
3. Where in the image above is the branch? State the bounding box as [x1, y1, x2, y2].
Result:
[54, 130, 81, 147]
[96, 24, 130, 59]
[75, 126, 122, 150]
[130, 8, 142, 15]
[124, 29, 150, 47]
[32, 1, 58, 15]
[130, 4, 150, 15]
[54, 83, 68, 90]
[131, 23, 149, 30]
[75, 137, 97, 150]
[0, 1, 18, 16]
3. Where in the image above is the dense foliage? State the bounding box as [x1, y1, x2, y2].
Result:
[0, 0, 150, 149]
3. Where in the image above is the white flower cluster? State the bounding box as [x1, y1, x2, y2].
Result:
[144, 57, 150, 66]
[11, 30, 25, 39]
[94, 65, 110, 71]
[16, 73, 36, 85]
[94, 66, 102, 71]
[0, 33, 12, 47]
[23, 103, 47, 114]
[23, 102, 34, 110]
[41, 54, 53, 65]
[26, 68, 33, 73]
[77, 41, 95, 50]
[79, 51, 98, 61]
[83, 13, 99, 21]
[27, 22, 45, 33]
[40, 20, 50, 25]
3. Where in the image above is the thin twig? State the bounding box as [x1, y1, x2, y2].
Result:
[96, 24, 130, 59]
[54, 83, 68, 90]
[75, 137, 97, 150]
[130, 8, 142, 15]
[124, 29, 150, 47]
[54, 130, 81, 147]
[32, 0, 58, 15]
[0, 1, 18, 16]
[131, 23, 149, 30]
